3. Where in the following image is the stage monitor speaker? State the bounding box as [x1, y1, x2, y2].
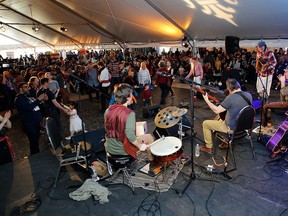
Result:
[250, 91, 261, 110]
[70, 128, 106, 153]
[153, 115, 191, 139]
[143, 105, 163, 119]
[225, 36, 240, 54]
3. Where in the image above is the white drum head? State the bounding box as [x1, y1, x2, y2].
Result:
[150, 136, 182, 156]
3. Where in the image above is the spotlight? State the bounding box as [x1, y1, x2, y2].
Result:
[182, 41, 188, 48]
[182, 36, 188, 42]
[32, 23, 40, 33]
[60, 25, 68, 32]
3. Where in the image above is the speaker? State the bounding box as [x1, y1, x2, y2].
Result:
[153, 115, 191, 139]
[225, 36, 240, 54]
[70, 128, 106, 153]
[143, 105, 163, 119]
[220, 69, 242, 90]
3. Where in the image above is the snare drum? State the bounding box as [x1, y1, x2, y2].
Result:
[150, 136, 183, 162]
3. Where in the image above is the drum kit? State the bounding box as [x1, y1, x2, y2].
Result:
[147, 106, 190, 177]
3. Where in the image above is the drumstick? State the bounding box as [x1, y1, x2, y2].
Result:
[136, 136, 165, 153]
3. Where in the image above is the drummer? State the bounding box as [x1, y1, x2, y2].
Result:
[104, 83, 155, 161]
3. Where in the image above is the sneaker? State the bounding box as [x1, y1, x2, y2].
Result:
[181, 155, 190, 163]
[199, 146, 213, 154]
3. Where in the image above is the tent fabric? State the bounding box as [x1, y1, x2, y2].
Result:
[0, 0, 287, 50]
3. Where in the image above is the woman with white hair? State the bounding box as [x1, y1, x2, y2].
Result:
[138, 61, 151, 86]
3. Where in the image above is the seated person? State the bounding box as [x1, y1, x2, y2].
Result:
[200, 79, 252, 153]
[104, 83, 154, 161]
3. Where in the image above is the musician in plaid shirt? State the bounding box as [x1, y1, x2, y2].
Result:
[256, 41, 277, 99]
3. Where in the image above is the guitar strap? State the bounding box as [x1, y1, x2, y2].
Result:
[235, 91, 252, 106]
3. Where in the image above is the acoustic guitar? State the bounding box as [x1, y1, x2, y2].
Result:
[266, 119, 288, 152]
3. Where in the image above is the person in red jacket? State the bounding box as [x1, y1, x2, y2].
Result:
[105, 83, 154, 161]
[142, 83, 152, 107]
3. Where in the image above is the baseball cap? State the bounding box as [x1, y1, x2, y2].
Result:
[257, 41, 266, 47]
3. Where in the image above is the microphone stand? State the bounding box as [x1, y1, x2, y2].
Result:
[69, 73, 108, 174]
[256, 72, 269, 142]
[70, 73, 111, 107]
[175, 76, 224, 197]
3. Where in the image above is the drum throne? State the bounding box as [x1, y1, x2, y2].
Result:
[105, 154, 136, 195]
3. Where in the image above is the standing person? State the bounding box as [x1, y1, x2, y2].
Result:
[65, 101, 85, 140]
[155, 61, 170, 105]
[109, 57, 120, 90]
[167, 61, 175, 97]
[199, 79, 252, 153]
[27, 76, 40, 98]
[142, 83, 152, 107]
[56, 68, 71, 104]
[0, 110, 15, 164]
[255, 41, 277, 99]
[185, 57, 203, 89]
[45, 72, 60, 100]
[37, 78, 68, 128]
[14, 82, 47, 155]
[85, 63, 100, 102]
[98, 62, 111, 113]
[123, 68, 139, 110]
[138, 61, 151, 86]
[2, 71, 16, 112]
[104, 83, 154, 161]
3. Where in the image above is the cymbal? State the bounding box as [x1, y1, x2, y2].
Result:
[154, 106, 181, 128]
[172, 108, 188, 117]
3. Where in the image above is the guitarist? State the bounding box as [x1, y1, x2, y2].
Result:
[200, 79, 252, 153]
[255, 41, 277, 99]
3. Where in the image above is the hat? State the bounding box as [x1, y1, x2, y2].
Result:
[257, 41, 266, 47]
[91, 161, 108, 176]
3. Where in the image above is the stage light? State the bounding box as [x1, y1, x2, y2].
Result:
[182, 41, 188, 48]
[182, 36, 188, 42]
[32, 23, 40, 33]
[60, 25, 68, 32]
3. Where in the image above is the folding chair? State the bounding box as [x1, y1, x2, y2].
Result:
[215, 105, 256, 176]
[46, 117, 87, 188]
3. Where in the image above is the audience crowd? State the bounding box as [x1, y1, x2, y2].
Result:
[0, 46, 287, 159]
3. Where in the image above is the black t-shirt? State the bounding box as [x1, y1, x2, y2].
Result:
[36, 88, 56, 112]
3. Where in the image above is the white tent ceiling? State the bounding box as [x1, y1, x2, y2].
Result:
[0, 0, 287, 50]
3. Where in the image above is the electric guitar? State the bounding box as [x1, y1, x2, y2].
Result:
[266, 119, 288, 152]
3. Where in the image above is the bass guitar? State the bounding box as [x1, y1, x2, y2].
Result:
[266, 119, 288, 152]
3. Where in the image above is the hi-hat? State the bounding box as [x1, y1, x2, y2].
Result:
[154, 106, 181, 128]
[172, 108, 187, 117]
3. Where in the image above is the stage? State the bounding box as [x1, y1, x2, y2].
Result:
[1, 82, 288, 216]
